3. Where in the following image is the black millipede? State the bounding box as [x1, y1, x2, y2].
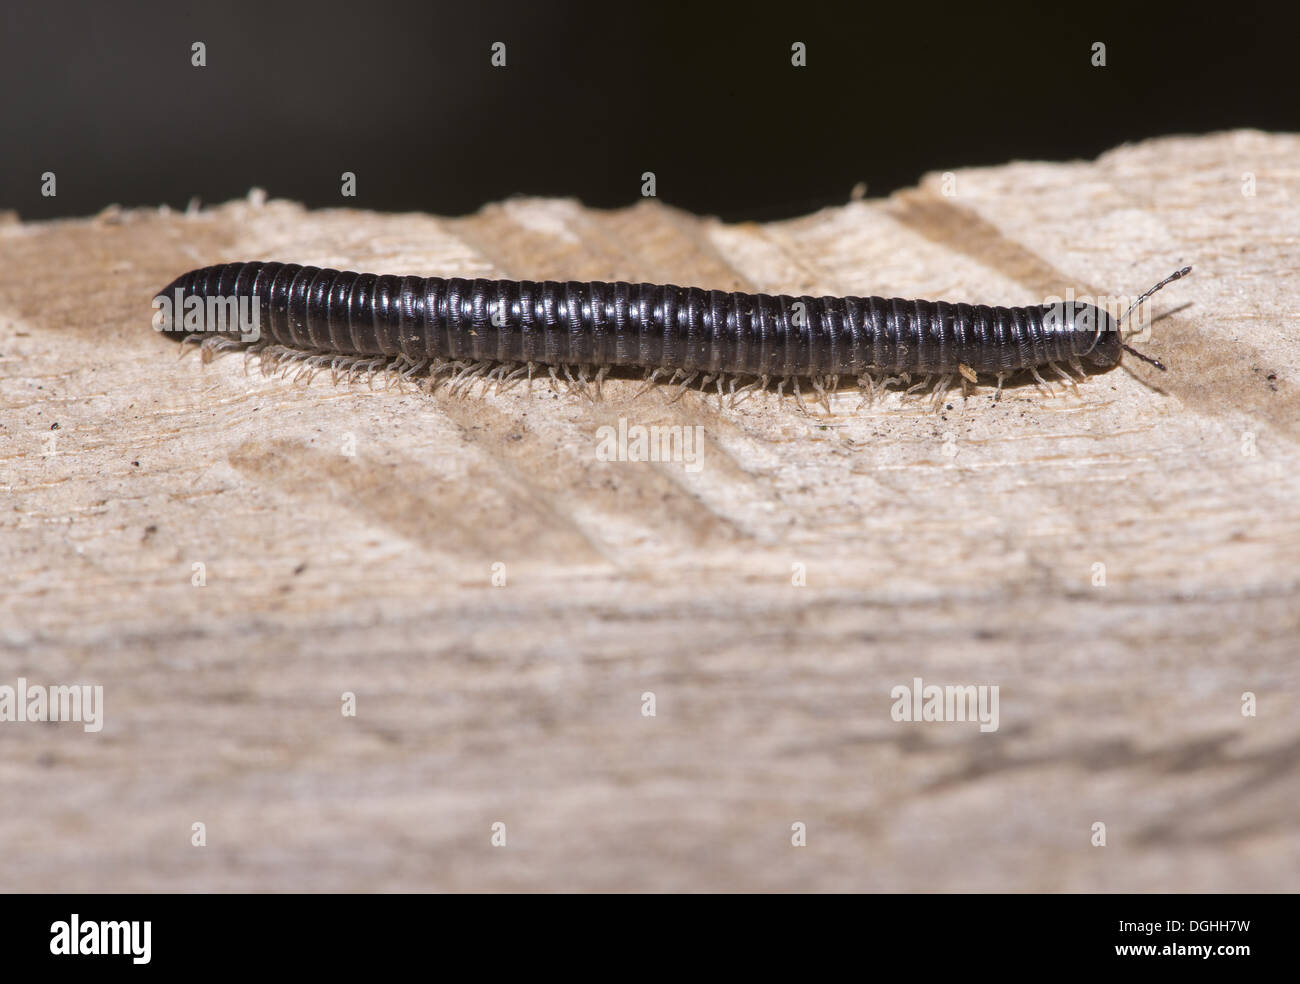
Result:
[152, 261, 1190, 407]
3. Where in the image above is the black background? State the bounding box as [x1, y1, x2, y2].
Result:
[8, 894, 1283, 971]
[2, 0, 1296, 222]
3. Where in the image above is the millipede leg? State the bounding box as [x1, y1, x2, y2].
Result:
[668, 371, 698, 403]
[243, 342, 267, 375]
[481, 362, 508, 393]
[791, 376, 809, 413]
[856, 373, 875, 409]
[198, 335, 220, 362]
[930, 373, 954, 409]
[660, 369, 685, 402]
[562, 363, 591, 400]
[199, 335, 243, 364]
[364, 357, 388, 389]
[1051, 360, 1081, 398]
[824, 373, 840, 411]
[696, 372, 717, 407]
[810, 374, 832, 413]
[332, 356, 358, 384]
[498, 362, 530, 393]
[178, 333, 205, 360]
[444, 361, 474, 394]
[436, 361, 459, 395]
[329, 355, 346, 385]
[471, 361, 495, 396]
[258, 348, 279, 377]
[633, 367, 664, 399]
[309, 353, 336, 384]
[269, 349, 292, 379]
[400, 358, 429, 392]
[252, 346, 275, 377]
[341, 354, 364, 387]
[1029, 365, 1054, 397]
[288, 353, 310, 383]
[423, 360, 453, 393]
[448, 361, 473, 395]
[731, 375, 762, 407]
[881, 375, 906, 403]
[904, 374, 931, 400]
[379, 357, 401, 390]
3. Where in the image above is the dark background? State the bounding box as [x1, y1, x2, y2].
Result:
[2, 0, 1295, 222]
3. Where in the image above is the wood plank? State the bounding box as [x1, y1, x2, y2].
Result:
[1, 130, 1297, 891]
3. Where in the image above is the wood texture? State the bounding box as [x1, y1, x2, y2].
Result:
[1, 130, 1297, 892]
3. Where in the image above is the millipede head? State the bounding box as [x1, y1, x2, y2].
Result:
[1043, 300, 1124, 369]
[1052, 266, 1191, 373]
[1076, 304, 1124, 369]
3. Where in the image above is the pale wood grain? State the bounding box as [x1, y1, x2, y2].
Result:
[1, 130, 1297, 892]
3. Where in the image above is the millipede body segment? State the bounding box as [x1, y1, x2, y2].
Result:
[154, 261, 1188, 385]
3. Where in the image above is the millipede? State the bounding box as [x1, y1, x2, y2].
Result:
[152, 262, 1191, 408]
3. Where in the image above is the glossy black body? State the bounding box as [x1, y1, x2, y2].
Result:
[155, 262, 1121, 376]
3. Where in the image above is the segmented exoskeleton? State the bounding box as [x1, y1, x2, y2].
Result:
[154, 262, 1186, 401]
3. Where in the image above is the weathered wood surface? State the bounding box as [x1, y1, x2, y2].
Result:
[1, 130, 1296, 892]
